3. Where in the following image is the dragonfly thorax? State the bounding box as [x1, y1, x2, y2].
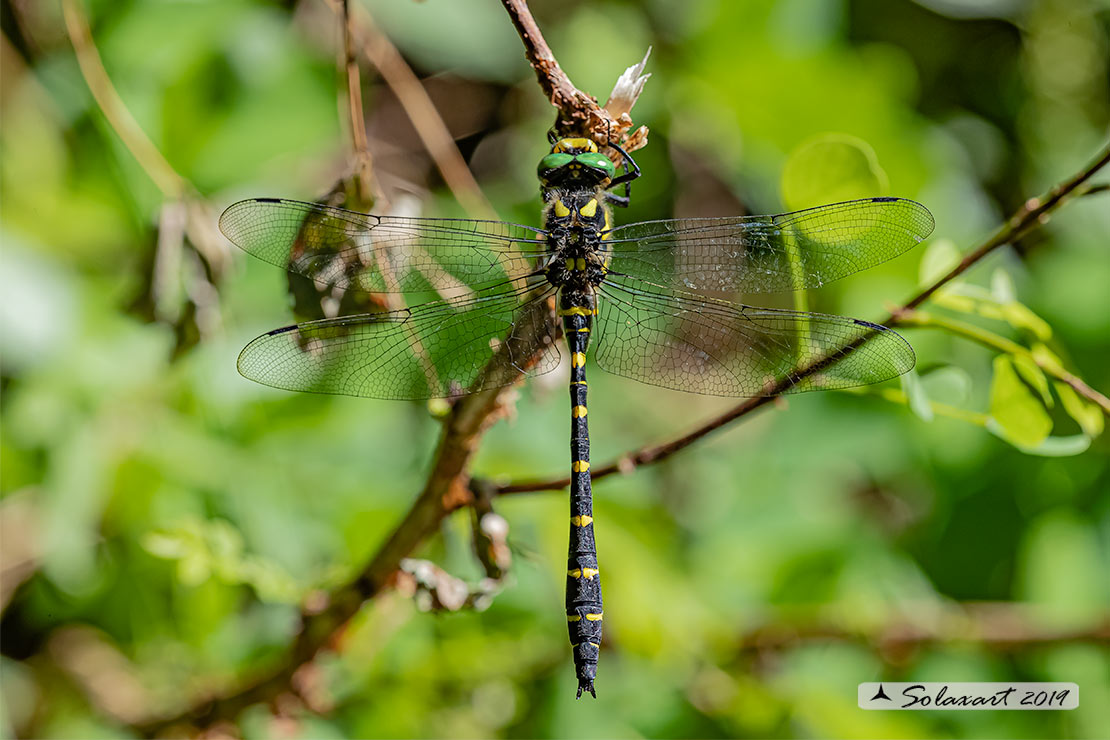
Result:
[542, 188, 611, 292]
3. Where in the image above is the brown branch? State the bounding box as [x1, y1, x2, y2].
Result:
[500, 0, 597, 135]
[137, 292, 559, 736]
[340, 0, 374, 209]
[500, 0, 646, 148]
[898, 144, 1110, 313]
[1051, 367, 1110, 417]
[1077, 182, 1109, 197]
[734, 603, 1110, 663]
[136, 5, 654, 730]
[496, 141, 1110, 494]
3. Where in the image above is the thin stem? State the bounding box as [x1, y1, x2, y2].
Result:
[62, 0, 185, 198]
[499, 396, 776, 494]
[870, 387, 990, 426]
[895, 309, 1110, 416]
[896, 145, 1110, 314]
[735, 603, 1110, 656]
[341, 0, 374, 207]
[137, 291, 558, 736]
[496, 142, 1110, 494]
[330, 0, 497, 220]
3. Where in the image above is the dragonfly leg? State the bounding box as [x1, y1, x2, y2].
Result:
[605, 141, 641, 207]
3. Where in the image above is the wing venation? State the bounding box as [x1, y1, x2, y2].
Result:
[603, 198, 934, 293]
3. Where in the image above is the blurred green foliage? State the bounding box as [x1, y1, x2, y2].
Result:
[2, 0, 1109, 738]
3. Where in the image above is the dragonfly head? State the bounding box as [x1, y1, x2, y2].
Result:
[538, 138, 617, 190]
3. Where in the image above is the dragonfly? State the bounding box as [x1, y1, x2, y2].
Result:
[219, 135, 934, 698]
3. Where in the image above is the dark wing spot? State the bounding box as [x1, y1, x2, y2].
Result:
[870, 197, 898, 203]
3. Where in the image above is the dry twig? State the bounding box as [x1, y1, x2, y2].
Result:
[734, 603, 1110, 662]
[339, 0, 375, 209]
[327, 0, 497, 220]
[63, 0, 229, 346]
[500, 0, 649, 150]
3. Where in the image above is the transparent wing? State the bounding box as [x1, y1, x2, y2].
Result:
[595, 277, 915, 396]
[602, 197, 934, 293]
[238, 278, 560, 400]
[220, 198, 550, 294]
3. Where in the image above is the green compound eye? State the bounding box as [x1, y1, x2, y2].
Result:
[538, 152, 574, 181]
[575, 152, 616, 180]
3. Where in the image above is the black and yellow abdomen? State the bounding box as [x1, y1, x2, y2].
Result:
[542, 174, 611, 698]
[559, 289, 601, 698]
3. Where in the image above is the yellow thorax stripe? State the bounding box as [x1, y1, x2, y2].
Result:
[570, 515, 593, 526]
[554, 137, 597, 153]
[572, 460, 589, 472]
[572, 405, 587, 418]
[579, 199, 598, 218]
[554, 200, 571, 217]
[575, 257, 586, 270]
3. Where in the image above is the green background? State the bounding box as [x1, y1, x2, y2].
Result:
[2, 0, 1108, 737]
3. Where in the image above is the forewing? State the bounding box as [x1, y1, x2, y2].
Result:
[238, 280, 560, 400]
[595, 278, 915, 396]
[220, 198, 549, 294]
[603, 197, 934, 293]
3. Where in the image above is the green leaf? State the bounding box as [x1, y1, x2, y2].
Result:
[920, 365, 972, 405]
[144, 518, 303, 602]
[1054, 382, 1105, 437]
[990, 268, 1017, 303]
[931, 287, 977, 313]
[933, 282, 1053, 340]
[900, 369, 933, 422]
[988, 355, 1052, 448]
[780, 134, 889, 211]
[1000, 302, 1052, 341]
[140, 531, 189, 559]
[1031, 343, 1066, 375]
[1012, 354, 1052, 409]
